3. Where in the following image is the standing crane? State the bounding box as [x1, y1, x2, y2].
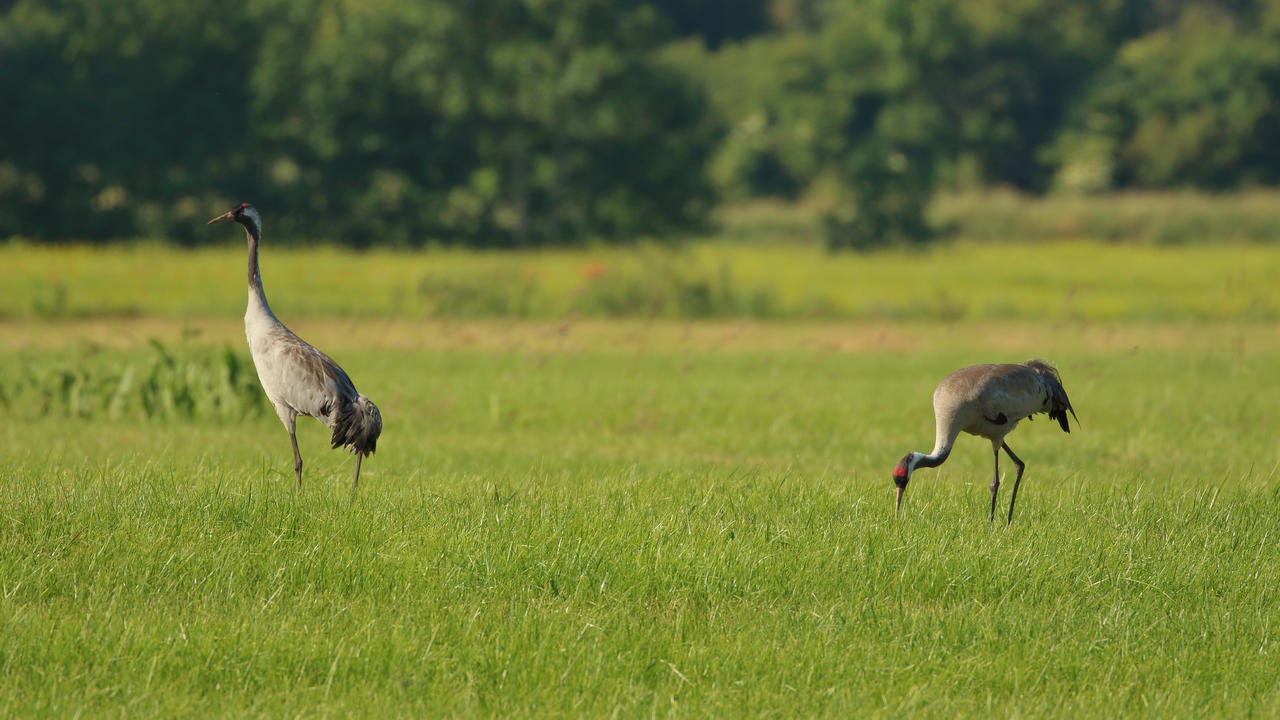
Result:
[208, 203, 382, 490]
[892, 360, 1077, 524]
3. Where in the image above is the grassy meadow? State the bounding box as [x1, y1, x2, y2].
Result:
[2, 222, 1279, 716]
[4, 195, 1278, 324]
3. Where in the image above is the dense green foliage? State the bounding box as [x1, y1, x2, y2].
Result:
[678, 0, 1280, 246]
[5, 0, 1280, 246]
[1, 0, 717, 246]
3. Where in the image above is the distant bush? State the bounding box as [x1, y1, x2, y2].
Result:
[418, 270, 539, 317]
[933, 190, 1280, 245]
[569, 254, 777, 318]
[412, 249, 778, 319]
[1, 341, 265, 421]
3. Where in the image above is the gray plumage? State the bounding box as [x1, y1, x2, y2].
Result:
[208, 203, 382, 490]
[892, 359, 1078, 523]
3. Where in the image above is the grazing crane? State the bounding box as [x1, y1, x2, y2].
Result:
[892, 360, 1077, 524]
[208, 203, 382, 490]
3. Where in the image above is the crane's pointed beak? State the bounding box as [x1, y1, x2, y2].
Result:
[893, 467, 909, 518]
[207, 211, 234, 225]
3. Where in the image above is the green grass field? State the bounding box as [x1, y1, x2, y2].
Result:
[2, 237, 1279, 716]
[3, 233, 1277, 322]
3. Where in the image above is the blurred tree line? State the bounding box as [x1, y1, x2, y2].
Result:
[3, 0, 1280, 248]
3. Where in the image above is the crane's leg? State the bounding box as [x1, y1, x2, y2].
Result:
[989, 443, 1001, 522]
[1002, 442, 1026, 525]
[287, 417, 303, 489]
[352, 454, 362, 493]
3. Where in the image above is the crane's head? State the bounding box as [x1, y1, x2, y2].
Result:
[207, 202, 261, 234]
[892, 452, 916, 516]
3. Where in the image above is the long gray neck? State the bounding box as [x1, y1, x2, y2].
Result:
[242, 220, 271, 314]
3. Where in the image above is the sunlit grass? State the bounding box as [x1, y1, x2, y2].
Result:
[1, 320, 1278, 717]
[2, 237, 1277, 322]
[4, 208, 1280, 715]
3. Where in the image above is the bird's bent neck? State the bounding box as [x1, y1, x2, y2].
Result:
[912, 436, 954, 472]
[914, 449, 949, 470]
[912, 422, 961, 472]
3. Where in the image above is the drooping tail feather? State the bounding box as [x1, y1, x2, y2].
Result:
[331, 394, 382, 457]
[1023, 359, 1079, 433]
